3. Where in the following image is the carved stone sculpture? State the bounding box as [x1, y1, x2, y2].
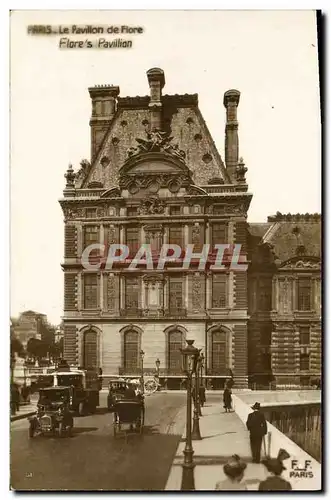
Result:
[127, 130, 186, 161]
[138, 197, 165, 215]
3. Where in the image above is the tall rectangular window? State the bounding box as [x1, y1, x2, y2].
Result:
[300, 326, 310, 345]
[211, 330, 227, 374]
[84, 226, 99, 248]
[211, 223, 227, 246]
[300, 354, 310, 371]
[297, 279, 311, 311]
[124, 331, 139, 373]
[168, 277, 183, 310]
[212, 274, 227, 308]
[168, 330, 184, 374]
[126, 226, 139, 254]
[84, 274, 98, 309]
[169, 226, 183, 246]
[125, 277, 139, 309]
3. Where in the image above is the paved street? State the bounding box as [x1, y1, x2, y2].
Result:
[10, 392, 186, 491]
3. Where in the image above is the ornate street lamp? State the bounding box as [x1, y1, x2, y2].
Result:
[192, 349, 202, 438]
[140, 349, 145, 393]
[180, 339, 199, 491]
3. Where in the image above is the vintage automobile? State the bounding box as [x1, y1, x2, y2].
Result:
[107, 378, 128, 411]
[28, 386, 74, 438]
[37, 366, 100, 415]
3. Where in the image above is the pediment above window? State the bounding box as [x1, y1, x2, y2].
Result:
[119, 152, 193, 196]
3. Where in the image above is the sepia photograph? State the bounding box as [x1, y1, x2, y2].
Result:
[9, 9, 322, 492]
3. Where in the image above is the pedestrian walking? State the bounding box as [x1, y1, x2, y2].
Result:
[259, 449, 292, 491]
[21, 384, 31, 403]
[199, 385, 206, 407]
[215, 455, 247, 490]
[10, 384, 20, 414]
[246, 402, 267, 463]
[223, 386, 232, 412]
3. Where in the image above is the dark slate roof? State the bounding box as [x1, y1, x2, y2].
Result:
[268, 221, 321, 262]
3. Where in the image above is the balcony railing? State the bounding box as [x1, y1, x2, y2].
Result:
[164, 308, 187, 317]
[119, 308, 143, 317]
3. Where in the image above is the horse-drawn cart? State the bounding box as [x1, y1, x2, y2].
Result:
[113, 399, 145, 438]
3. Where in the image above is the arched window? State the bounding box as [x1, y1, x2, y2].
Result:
[83, 329, 98, 369]
[168, 330, 184, 374]
[124, 331, 139, 373]
[211, 329, 228, 375]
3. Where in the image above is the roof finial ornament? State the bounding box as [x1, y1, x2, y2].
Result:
[236, 157, 247, 183]
[64, 163, 76, 188]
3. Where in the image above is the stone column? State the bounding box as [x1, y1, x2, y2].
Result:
[228, 271, 234, 308]
[120, 276, 125, 310]
[206, 272, 212, 309]
[184, 224, 189, 246]
[100, 272, 104, 311]
[77, 272, 82, 311]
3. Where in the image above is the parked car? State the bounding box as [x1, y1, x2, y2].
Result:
[28, 386, 74, 438]
[107, 379, 128, 411]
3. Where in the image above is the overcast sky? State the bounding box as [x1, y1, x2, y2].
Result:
[10, 10, 321, 324]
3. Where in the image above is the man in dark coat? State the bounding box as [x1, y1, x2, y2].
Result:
[223, 386, 232, 412]
[246, 402, 267, 463]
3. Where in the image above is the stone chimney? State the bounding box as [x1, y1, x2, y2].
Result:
[146, 68, 165, 131]
[223, 89, 241, 181]
[88, 85, 120, 161]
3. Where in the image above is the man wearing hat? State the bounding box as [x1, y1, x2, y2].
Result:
[259, 449, 292, 490]
[246, 402, 267, 463]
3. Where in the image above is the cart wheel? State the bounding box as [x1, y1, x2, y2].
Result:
[78, 402, 85, 416]
[58, 422, 64, 438]
[28, 424, 34, 438]
[144, 379, 157, 394]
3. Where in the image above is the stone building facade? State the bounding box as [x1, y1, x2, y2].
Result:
[59, 67, 321, 389]
[248, 213, 321, 388]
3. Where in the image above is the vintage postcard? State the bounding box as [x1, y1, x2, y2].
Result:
[10, 9, 322, 492]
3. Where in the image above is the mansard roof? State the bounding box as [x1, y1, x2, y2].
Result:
[248, 214, 321, 265]
[75, 91, 231, 190]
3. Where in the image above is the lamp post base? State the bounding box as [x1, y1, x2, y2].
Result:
[181, 459, 195, 490]
[192, 416, 202, 440]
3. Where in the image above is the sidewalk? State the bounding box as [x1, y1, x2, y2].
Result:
[166, 403, 267, 490]
[166, 397, 321, 491]
[11, 401, 37, 422]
